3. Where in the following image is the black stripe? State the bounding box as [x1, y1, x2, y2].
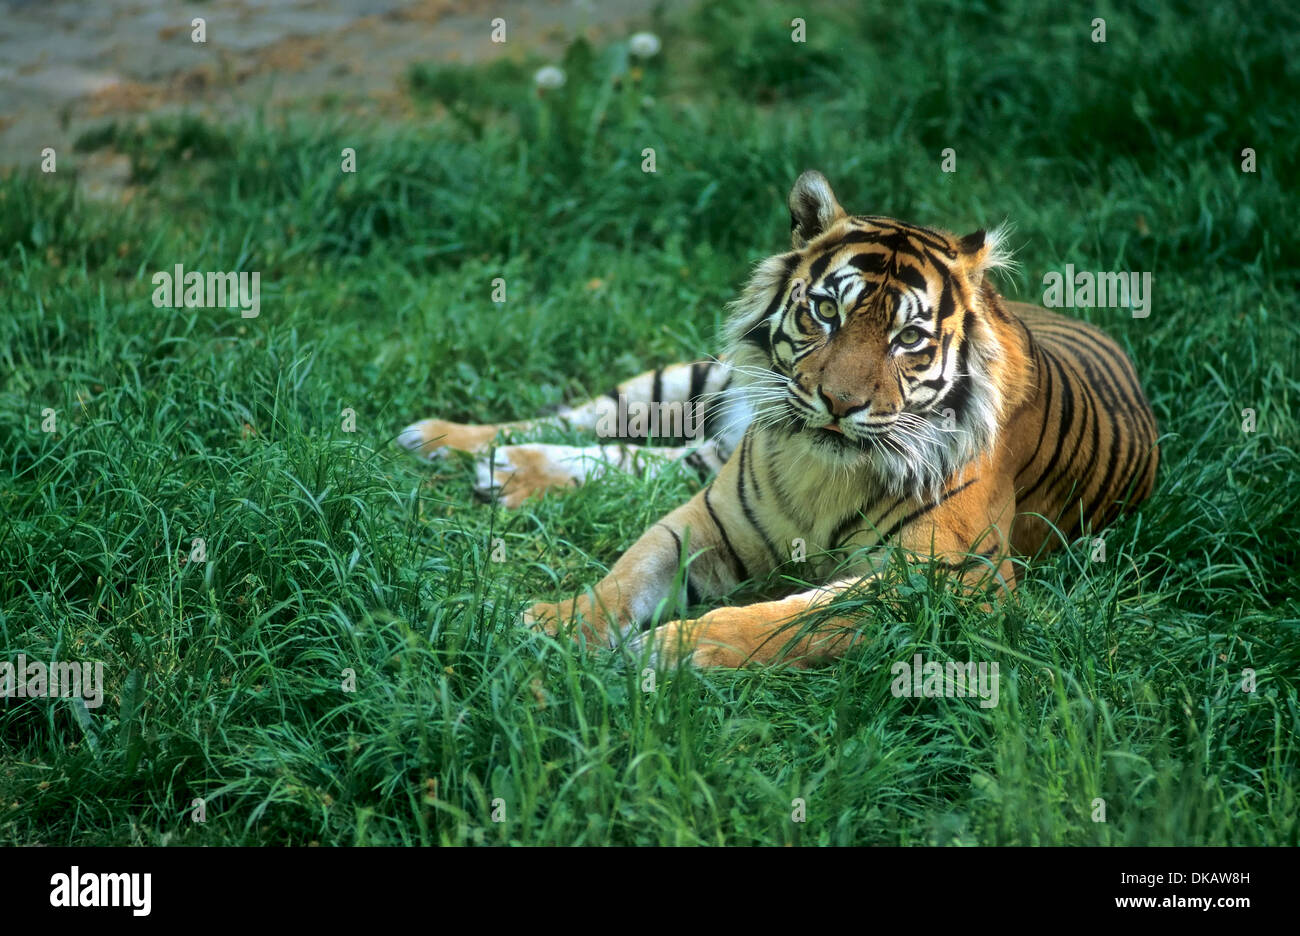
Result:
[860, 221, 950, 258]
[937, 371, 971, 418]
[1078, 395, 1131, 532]
[932, 334, 970, 412]
[1055, 373, 1101, 536]
[1047, 333, 1156, 491]
[764, 443, 800, 518]
[855, 217, 956, 257]
[1039, 329, 1128, 411]
[688, 362, 710, 405]
[824, 267, 856, 295]
[1044, 361, 1093, 497]
[1103, 403, 1150, 524]
[880, 478, 979, 543]
[983, 287, 1014, 322]
[704, 485, 751, 582]
[895, 263, 928, 293]
[936, 280, 957, 323]
[1016, 312, 1038, 359]
[884, 234, 927, 267]
[742, 320, 773, 353]
[737, 434, 784, 566]
[1035, 326, 1155, 434]
[1035, 320, 1142, 394]
[1018, 351, 1076, 506]
[769, 475, 800, 519]
[842, 495, 909, 549]
[741, 261, 800, 352]
[829, 229, 889, 249]
[961, 307, 976, 345]
[659, 522, 702, 609]
[808, 250, 836, 285]
[918, 335, 951, 391]
[934, 329, 956, 378]
[659, 522, 682, 555]
[1116, 430, 1155, 513]
[919, 244, 960, 278]
[1112, 441, 1154, 514]
[848, 251, 888, 275]
[831, 506, 867, 549]
[1016, 343, 1056, 476]
[684, 451, 712, 480]
[1136, 446, 1160, 504]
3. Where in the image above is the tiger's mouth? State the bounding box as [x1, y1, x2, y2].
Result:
[788, 405, 912, 457]
[812, 428, 859, 449]
[801, 416, 872, 451]
[767, 398, 899, 456]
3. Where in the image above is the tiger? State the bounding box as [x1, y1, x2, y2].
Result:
[399, 171, 1160, 669]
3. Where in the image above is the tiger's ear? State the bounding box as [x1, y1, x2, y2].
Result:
[956, 225, 1014, 282]
[788, 171, 846, 248]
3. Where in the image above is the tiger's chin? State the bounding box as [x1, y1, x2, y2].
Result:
[780, 416, 957, 500]
[780, 419, 873, 469]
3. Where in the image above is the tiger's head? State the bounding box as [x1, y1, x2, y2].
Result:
[724, 171, 1026, 498]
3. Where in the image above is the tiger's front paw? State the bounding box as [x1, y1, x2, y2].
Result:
[520, 595, 622, 647]
[628, 605, 806, 670]
[520, 599, 569, 638]
[397, 418, 501, 459]
[627, 618, 723, 669]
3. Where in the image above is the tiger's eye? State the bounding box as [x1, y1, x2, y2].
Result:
[896, 326, 923, 347]
[816, 299, 837, 321]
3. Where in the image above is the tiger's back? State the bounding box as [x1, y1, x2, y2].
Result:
[1005, 302, 1159, 556]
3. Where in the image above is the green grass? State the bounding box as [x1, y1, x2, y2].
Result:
[1, 0, 1297, 845]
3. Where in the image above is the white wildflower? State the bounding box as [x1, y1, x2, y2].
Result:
[628, 32, 661, 59]
[533, 66, 566, 90]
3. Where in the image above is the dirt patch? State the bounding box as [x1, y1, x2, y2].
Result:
[0, 0, 679, 193]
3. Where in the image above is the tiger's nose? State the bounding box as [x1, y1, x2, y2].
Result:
[818, 385, 868, 418]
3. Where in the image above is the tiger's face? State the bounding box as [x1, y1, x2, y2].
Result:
[725, 171, 1015, 495]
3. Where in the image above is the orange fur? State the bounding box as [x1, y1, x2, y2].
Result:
[406, 172, 1159, 669]
[522, 173, 1158, 668]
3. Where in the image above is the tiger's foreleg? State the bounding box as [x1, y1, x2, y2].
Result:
[628, 577, 871, 670]
[625, 476, 1021, 669]
[522, 464, 771, 645]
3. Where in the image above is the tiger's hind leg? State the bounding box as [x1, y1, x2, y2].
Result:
[474, 439, 730, 509]
[397, 359, 735, 458]
[399, 360, 743, 506]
